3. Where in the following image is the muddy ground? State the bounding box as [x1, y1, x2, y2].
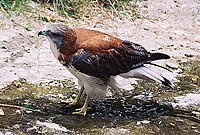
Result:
[0, 0, 200, 134]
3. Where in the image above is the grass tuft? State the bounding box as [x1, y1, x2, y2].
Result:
[0, 0, 31, 14]
[1, 0, 140, 20]
[50, 0, 140, 20]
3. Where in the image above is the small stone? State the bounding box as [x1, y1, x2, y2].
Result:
[15, 109, 22, 114]
[194, 130, 199, 133]
[136, 121, 141, 126]
[170, 123, 175, 126]
[141, 120, 150, 124]
[13, 124, 20, 129]
[0, 108, 5, 116]
[179, 44, 184, 47]
[26, 110, 33, 113]
[143, 5, 148, 8]
[25, 47, 31, 53]
[184, 54, 194, 57]
[191, 126, 198, 129]
[1, 45, 7, 49]
[143, 27, 149, 31]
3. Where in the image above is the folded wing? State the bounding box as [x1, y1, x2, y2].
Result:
[71, 37, 170, 78]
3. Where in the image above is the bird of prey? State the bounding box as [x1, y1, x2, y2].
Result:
[38, 24, 173, 115]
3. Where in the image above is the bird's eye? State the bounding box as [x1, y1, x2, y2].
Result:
[46, 30, 52, 35]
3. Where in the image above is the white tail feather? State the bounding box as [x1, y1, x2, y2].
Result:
[120, 66, 171, 86]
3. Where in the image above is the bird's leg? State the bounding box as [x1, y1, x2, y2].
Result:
[63, 86, 84, 106]
[73, 95, 90, 116]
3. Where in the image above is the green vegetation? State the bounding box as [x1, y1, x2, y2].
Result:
[50, 0, 139, 19]
[0, 79, 76, 101]
[0, 0, 31, 13]
[0, 0, 139, 20]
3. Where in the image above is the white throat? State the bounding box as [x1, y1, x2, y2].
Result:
[48, 38, 60, 59]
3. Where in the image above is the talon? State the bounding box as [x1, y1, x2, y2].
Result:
[73, 107, 88, 116]
[72, 95, 90, 116]
[75, 108, 82, 111]
[61, 98, 78, 106]
[75, 107, 91, 111]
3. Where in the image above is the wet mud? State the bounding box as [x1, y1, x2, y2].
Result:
[0, 61, 199, 134]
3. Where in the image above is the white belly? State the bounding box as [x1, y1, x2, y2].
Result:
[67, 66, 108, 99]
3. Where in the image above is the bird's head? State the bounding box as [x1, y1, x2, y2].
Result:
[38, 24, 77, 49]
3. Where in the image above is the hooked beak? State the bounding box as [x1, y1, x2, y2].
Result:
[38, 30, 46, 37]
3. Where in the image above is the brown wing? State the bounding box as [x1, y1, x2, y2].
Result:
[70, 29, 153, 78]
[73, 28, 122, 52]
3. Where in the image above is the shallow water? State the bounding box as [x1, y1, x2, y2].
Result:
[0, 61, 199, 134]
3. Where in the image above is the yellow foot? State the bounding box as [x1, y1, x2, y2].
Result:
[61, 98, 78, 106]
[72, 95, 90, 116]
[72, 106, 88, 116]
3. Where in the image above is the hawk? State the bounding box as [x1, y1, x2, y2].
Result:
[38, 24, 173, 115]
